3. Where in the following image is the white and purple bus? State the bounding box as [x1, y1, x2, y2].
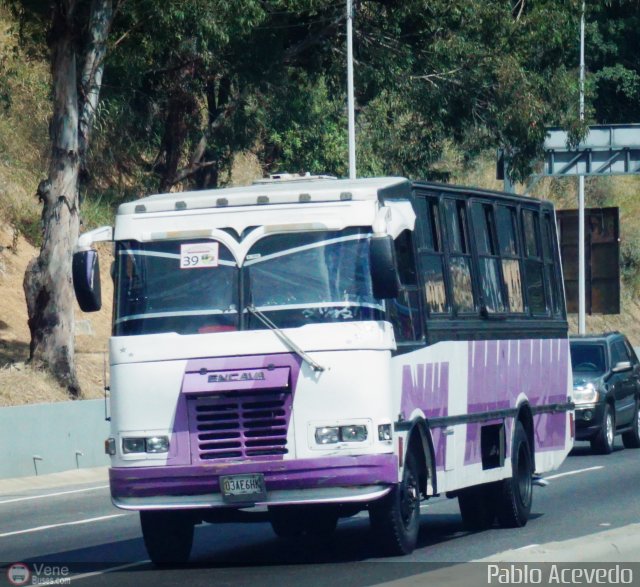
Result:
[73, 176, 574, 563]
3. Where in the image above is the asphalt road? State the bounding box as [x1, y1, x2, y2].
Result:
[1, 440, 640, 586]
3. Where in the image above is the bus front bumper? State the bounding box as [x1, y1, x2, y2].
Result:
[110, 453, 398, 510]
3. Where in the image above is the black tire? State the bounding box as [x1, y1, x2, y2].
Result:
[591, 403, 615, 454]
[269, 505, 338, 539]
[458, 484, 496, 531]
[140, 510, 194, 566]
[369, 450, 421, 555]
[495, 422, 533, 528]
[622, 400, 640, 449]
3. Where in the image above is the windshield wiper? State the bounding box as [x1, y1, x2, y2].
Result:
[246, 305, 325, 372]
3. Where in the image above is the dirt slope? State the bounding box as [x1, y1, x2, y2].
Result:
[0, 223, 112, 405]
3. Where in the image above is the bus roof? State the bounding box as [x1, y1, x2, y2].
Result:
[117, 176, 411, 216]
[412, 180, 547, 206]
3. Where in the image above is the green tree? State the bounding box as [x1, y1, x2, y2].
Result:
[588, 0, 640, 123]
[11, 0, 119, 395]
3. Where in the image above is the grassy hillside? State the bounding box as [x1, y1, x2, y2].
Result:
[2, 8, 640, 406]
[0, 8, 111, 405]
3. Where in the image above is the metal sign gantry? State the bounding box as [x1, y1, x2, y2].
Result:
[500, 124, 640, 332]
[542, 124, 640, 177]
[503, 124, 640, 195]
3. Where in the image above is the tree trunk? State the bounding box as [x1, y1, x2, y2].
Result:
[79, 0, 113, 178]
[158, 94, 190, 193]
[23, 0, 115, 397]
[23, 0, 81, 396]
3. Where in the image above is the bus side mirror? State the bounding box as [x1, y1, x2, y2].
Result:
[370, 235, 400, 299]
[72, 249, 102, 312]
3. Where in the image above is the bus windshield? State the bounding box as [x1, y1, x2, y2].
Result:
[114, 239, 239, 336]
[113, 228, 384, 336]
[245, 229, 383, 329]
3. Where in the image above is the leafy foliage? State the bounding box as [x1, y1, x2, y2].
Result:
[4, 0, 639, 196]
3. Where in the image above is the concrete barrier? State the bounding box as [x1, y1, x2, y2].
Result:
[0, 399, 109, 478]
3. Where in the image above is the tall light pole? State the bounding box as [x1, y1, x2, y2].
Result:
[578, 1, 586, 334]
[347, 0, 356, 179]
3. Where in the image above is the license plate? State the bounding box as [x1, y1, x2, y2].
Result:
[220, 474, 266, 503]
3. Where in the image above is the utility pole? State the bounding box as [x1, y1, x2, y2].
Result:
[347, 0, 356, 179]
[578, 1, 586, 334]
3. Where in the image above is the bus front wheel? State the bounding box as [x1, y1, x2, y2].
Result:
[369, 450, 421, 555]
[495, 421, 533, 528]
[140, 510, 194, 566]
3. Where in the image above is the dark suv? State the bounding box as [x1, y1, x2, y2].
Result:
[570, 332, 640, 454]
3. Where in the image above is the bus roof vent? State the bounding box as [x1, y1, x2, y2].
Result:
[253, 172, 337, 185]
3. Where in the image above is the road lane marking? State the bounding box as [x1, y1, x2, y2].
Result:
[514, 544, 539, 550]
[0, 514, 127, 538]
[0, 485, 109, 505]
[544, 465, 604, 480]
[70, 560, 150, 582]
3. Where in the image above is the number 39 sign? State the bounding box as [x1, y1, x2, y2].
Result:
[180, 243, 219, 269]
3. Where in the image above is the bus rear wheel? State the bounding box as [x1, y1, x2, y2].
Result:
[140, 510, 194, 566]
[495, 422, 533, 528]
[458, 484, 496, 531]
[369, 450, 421, 555]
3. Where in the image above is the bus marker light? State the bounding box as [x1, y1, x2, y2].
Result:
[105, 438, 116, 456]
[378, 424, 392, 441]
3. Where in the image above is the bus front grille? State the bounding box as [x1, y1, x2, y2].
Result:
[187, 391, 291, 461]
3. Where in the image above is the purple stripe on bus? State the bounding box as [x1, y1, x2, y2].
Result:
[464, 338, 569, 465]
[110, 453, 398, 498]
[399, 339, 569, 470]
[166, 353, 302, 466]
[401, 361, 449, 470]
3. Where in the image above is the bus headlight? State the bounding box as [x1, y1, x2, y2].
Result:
[122, 436, 170, 454]
[122, 437, 146, 454]
[314, 425, 368, 444]
[145, 436, 170, 453]
[315, 426, 340, 444]
[340, 425, 368, 442]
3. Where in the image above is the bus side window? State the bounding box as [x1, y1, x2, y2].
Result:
[389, 230, 423, 342]
[443, 198, 476, 315]
[522, 209, 548, 315]
[471, 202, 506, 314]
[496, 205, 524, 313]
[542, 211, 563, 317]
[415, 196, 448, 315]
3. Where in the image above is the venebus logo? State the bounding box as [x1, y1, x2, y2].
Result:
[6, 562, 31, 586]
